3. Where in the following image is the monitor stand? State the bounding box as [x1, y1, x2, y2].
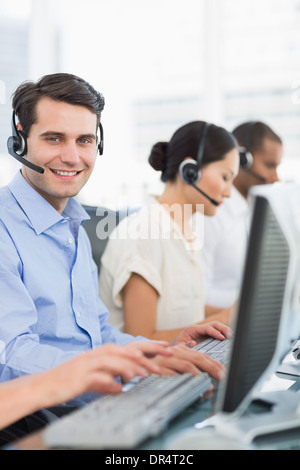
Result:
[195, 389, 300, 449]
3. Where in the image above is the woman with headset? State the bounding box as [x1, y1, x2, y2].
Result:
[99, 121, 239, 342]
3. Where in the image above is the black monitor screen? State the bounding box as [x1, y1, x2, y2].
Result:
[218, 194, 290, 414]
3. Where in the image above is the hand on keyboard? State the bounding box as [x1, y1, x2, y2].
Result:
[38, 341, 173, 408]
[150, 342, 225, 381]
[44, 373, 212, 449]
[194, 337, 232, 365]
[171, 320, 231, 348]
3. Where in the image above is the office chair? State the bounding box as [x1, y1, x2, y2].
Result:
[82, 205, 139, 275]
[82, 205, 118, 275]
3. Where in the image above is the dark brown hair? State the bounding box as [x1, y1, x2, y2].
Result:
[148, 121, 237, 182]
[12, 73, 105, 136]
[232, 121, 282, 153]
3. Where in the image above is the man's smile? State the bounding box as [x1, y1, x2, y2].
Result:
[50, 169, 83, 176]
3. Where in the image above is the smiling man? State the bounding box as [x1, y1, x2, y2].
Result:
[0, 73, 229, 409]
[11, 76, 102, 214]
[21, 97, 98, 213]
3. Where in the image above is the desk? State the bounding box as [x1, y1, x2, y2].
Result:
[141, 374, 300, 450]
[10, 374, 299, 451]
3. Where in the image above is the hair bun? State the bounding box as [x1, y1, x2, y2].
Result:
[148, 141, 168, 172]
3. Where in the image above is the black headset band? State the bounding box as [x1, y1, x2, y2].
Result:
[196, 122, 211, 167]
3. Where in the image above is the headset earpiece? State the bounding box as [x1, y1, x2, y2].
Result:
[239, 121, 257, 170]
[179, 158, 201, 184]
[7, 111, 27, 158]
[97, 122, 104, 155]
[7, 111, 44, 173]
[237, 122, 267, 183]
[179, 122, 210, 185]
[239, 146, 253, 170]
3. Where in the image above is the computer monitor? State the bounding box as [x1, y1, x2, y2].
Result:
[191, 182, 300, 447]
[216, 182, 300, 416]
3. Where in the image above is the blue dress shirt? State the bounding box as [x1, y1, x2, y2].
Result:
[0, 171, 139, 395]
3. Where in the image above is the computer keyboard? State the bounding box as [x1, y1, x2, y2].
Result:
[43, 372, 211, 449]
[194, 337, 231, 364]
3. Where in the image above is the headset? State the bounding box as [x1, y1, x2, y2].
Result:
[238, 121, 266, 182]
[7, 111, 44, 173]
[178, 122, 219, 206]
[97, 122, 104, 156]
[7, 111, 104, 174]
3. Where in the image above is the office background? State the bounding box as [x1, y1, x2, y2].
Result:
[0, 0, 300, 208]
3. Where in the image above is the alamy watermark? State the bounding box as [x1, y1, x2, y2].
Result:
[92, 202, 205, 251]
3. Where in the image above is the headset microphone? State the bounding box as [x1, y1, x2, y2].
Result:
[190, 182, 219, 206]
[7, 111, 45, 174]
[244, 167, 266, 183]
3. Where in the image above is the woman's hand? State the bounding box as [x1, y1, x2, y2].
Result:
[170, 321, 231, 347]
[150, 343, 225, 382]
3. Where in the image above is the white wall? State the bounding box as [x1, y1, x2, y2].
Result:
[1, 0, 300, 207]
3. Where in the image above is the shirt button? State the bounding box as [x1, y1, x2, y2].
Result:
[68, 237, 73, 244]
[76, 311, 81, 318]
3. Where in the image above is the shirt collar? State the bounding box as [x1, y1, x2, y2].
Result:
[8, 171, 89, 235]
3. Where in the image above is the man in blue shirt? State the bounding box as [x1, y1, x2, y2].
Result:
[0, 73, 228, 402]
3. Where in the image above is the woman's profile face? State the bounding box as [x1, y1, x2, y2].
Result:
[194, 148, 240, 216]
